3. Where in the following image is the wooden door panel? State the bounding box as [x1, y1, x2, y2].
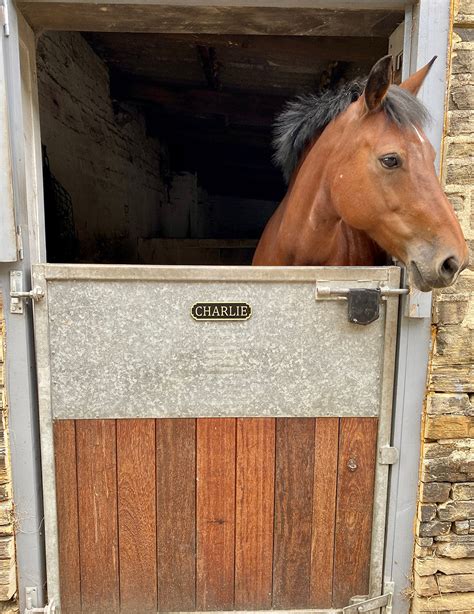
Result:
[54, 417, 377, 612]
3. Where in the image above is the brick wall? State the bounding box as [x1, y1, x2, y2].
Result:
[411, 1, 474, 611]
[36, 31, 163, 263]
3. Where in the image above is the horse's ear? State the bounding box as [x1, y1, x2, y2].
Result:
[399, 56, 437, 95]
[364, 55, 393, 112]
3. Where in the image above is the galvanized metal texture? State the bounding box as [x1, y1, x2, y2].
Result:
[33, 265, 400, 420]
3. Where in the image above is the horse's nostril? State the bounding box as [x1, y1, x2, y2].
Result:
[440, 256, 460, 279]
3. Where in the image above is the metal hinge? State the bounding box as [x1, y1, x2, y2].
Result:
[379, 446, 399, 465]
[24, 587, 58, 614]
[342, 590, 392, 613]
[10, 270, 45, 314]
[0, 0, 10, 36]
[315, 283, 408, 325]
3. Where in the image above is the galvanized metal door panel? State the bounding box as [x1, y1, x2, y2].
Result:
[33, 264, 400, 420]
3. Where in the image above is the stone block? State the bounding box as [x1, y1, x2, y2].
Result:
[413, 572, 438, 597]
[414, 543, 434, 559]
[446, 135, 474, 157]
[435, 533, 474, 543]
[452, 482, 474, 500]
[425, 415, 474, 440]
[448, 110, 474, 136]
[419, 503, 437, 521]
[444, 189, 469, 216]
[454, 0, 474, 25]
[438, 500, 474, 521]
[419, 520, 451, 538]
[452, 48, 474, 75]
[0, 502, 12, 527]
[416, 536, 434, 547]
[450, 76, 474, 109]
[412, 592, 474, 612]
[419, 481, 452, 503]
[422, 446, 474, 483]
[470, 519, 474, 533]
[427, 394, 472, 416]
[437, 539, 474, 558]
[454, 520, 470, 534]
[414, 556, 474, 576]
[433, 297, 470, 325]
[438, 573, 474, 593]
[446, 158, 473, 185]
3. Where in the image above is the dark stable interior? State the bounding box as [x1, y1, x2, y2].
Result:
[38, 15, 402, 264]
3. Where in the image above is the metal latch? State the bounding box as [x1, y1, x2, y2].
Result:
[10, 271, 45, 314]
[315, 283, 408, 325]
[342, 591, 392, 613]
[24, 587, 58, 614]
[0, 0, 10, 35]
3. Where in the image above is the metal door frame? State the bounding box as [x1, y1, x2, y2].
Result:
[0, 1, 450, 612]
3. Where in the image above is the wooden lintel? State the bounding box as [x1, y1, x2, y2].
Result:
[19, 3, 403, 37]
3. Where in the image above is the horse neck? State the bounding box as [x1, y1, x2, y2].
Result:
[279, 142, 382, 267]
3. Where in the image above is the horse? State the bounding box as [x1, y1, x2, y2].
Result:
[253, 55, 468, 291]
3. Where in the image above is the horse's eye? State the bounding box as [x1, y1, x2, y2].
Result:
[380, 155, 400, 169]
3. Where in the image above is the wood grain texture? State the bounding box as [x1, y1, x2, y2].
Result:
[332, 418, 378, 607]
[117, 419, 157, 613]
[76, 420, 119, 613]
[156, 419, 196, 611]
[235, 418, 275, 610]
[53, 420, 81, 613]
[18, 4, 403, 38]
[310, 418, 339, 608]
[196, 418, 236, 611]
[273, 418, 315, 609]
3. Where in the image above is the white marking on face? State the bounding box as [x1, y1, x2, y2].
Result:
[413, 125, 425, 144]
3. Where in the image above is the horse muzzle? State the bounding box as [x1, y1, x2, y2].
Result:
[409, 252, 469, 291]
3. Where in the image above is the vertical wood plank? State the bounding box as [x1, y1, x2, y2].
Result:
[333, 417, 378, 607]
[273, 418, 315, 609]
[310, 418, 339, 608]
[196, 418, 236, 611]
[54, 420, 81, 613]
[156, 418, 196, 611]
[117, 419, 157, 613]
[235, 418, 275, 610]
[76, 420, 119, 614]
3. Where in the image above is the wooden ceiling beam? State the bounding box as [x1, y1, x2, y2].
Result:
[19, 4, 403, 37]
[112, 79, 286, 127]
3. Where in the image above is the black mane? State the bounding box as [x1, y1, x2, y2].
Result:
[273, 81, 431, 183]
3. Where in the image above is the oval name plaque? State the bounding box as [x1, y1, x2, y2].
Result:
[191, 302, 252, 321]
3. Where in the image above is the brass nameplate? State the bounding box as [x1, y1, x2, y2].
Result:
[191, 302, 252, 321]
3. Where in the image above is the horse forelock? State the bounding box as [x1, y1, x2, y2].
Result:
[273, 81, 431, 183]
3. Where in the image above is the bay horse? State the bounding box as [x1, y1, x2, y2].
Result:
[253, 56, 468, 291]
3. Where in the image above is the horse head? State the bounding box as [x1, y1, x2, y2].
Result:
[325, 55, 468, 290]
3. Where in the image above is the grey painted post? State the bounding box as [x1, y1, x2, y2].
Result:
[383, 1, 451, 611]
[0, 5, 47, 611]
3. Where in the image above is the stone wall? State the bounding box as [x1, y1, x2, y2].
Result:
[36, 31, 163, 263]
[411, 1, 474, 612]
[0, 298, 16, 605]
